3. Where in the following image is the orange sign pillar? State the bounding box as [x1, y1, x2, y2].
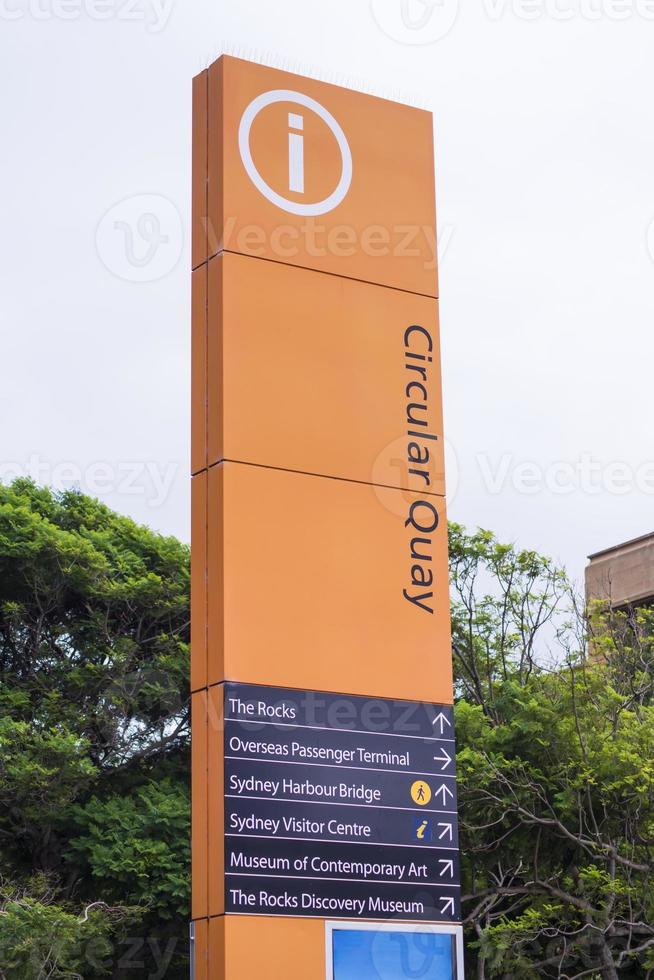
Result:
[191, 57, 459, 979]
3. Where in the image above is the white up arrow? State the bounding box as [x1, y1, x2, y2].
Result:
[432, 712, 452, 735]
[434, 784, 454, 806]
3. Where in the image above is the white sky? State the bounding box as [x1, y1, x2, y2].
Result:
[2, 0, 654, 587]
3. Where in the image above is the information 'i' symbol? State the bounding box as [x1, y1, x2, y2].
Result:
[288, 113, 304, 194]
[239, 90, 352, 216]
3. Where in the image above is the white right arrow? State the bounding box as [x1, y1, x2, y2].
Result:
[440, 896, 456, 916]
[432, 712, 452, 735]
[434, 784, 454, 806]
[437, 822, 453, 841]
[433, 747, 453, 771]
[438, 859, 454, 878]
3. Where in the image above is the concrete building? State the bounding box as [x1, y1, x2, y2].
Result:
[586, 533, 654, 609]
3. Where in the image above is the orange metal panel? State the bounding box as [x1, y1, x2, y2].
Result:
[207, 461, 453, 704]
[207, 256, 223, 468]
[191, 691, 208, 921]
[192, 918, 208, 980]
[207, 59, 225, 260]
[208, 916, 225, 980]
[213, 916, 325, 979]
[208, 684, 225, 918]
[207, 465, 224, 688]
[191, 472, 208, 693]
[191, 264, 208, 477]
[207, 56, 438, 297]
[193, 57, 455, 976]
[192, 71, 208, 270]
[207, 251, 445, 494]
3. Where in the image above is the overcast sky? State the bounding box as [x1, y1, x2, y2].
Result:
[2, 0, 654, 586]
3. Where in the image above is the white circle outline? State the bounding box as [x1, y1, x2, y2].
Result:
[238, 89, 353, 217]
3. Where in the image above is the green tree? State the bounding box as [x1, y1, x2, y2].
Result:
[0, 480, 190, 978]
[2, 479, 652, 978]
[451, 524, 654, 978]
[70, 780, 190, 919]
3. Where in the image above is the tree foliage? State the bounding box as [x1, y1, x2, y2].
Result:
[70, 780, 190, 919]
[451, 524, 654, 978]
[0, 480, 190, 978]
[0, 480, 651, 978]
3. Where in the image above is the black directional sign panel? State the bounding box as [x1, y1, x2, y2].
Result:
[223, 682, 461, 922]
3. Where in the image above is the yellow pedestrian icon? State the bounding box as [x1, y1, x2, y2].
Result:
[410, 780, 432, 806]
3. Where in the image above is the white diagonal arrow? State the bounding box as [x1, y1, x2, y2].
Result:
[439, 896, 456, 916]
[434, 783, 454, 806]
[433, 747, 452, 771]
[432, 712, 452, 735]
[438, 859, 454, 878]
[437, 822, 453, 841]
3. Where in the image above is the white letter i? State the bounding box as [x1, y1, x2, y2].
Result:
[288, 112, 305, 194]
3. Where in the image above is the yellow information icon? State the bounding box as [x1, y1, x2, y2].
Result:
[410, 780, 432, 806]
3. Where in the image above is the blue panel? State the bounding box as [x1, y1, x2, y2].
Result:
[333, 929, 455, 980]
